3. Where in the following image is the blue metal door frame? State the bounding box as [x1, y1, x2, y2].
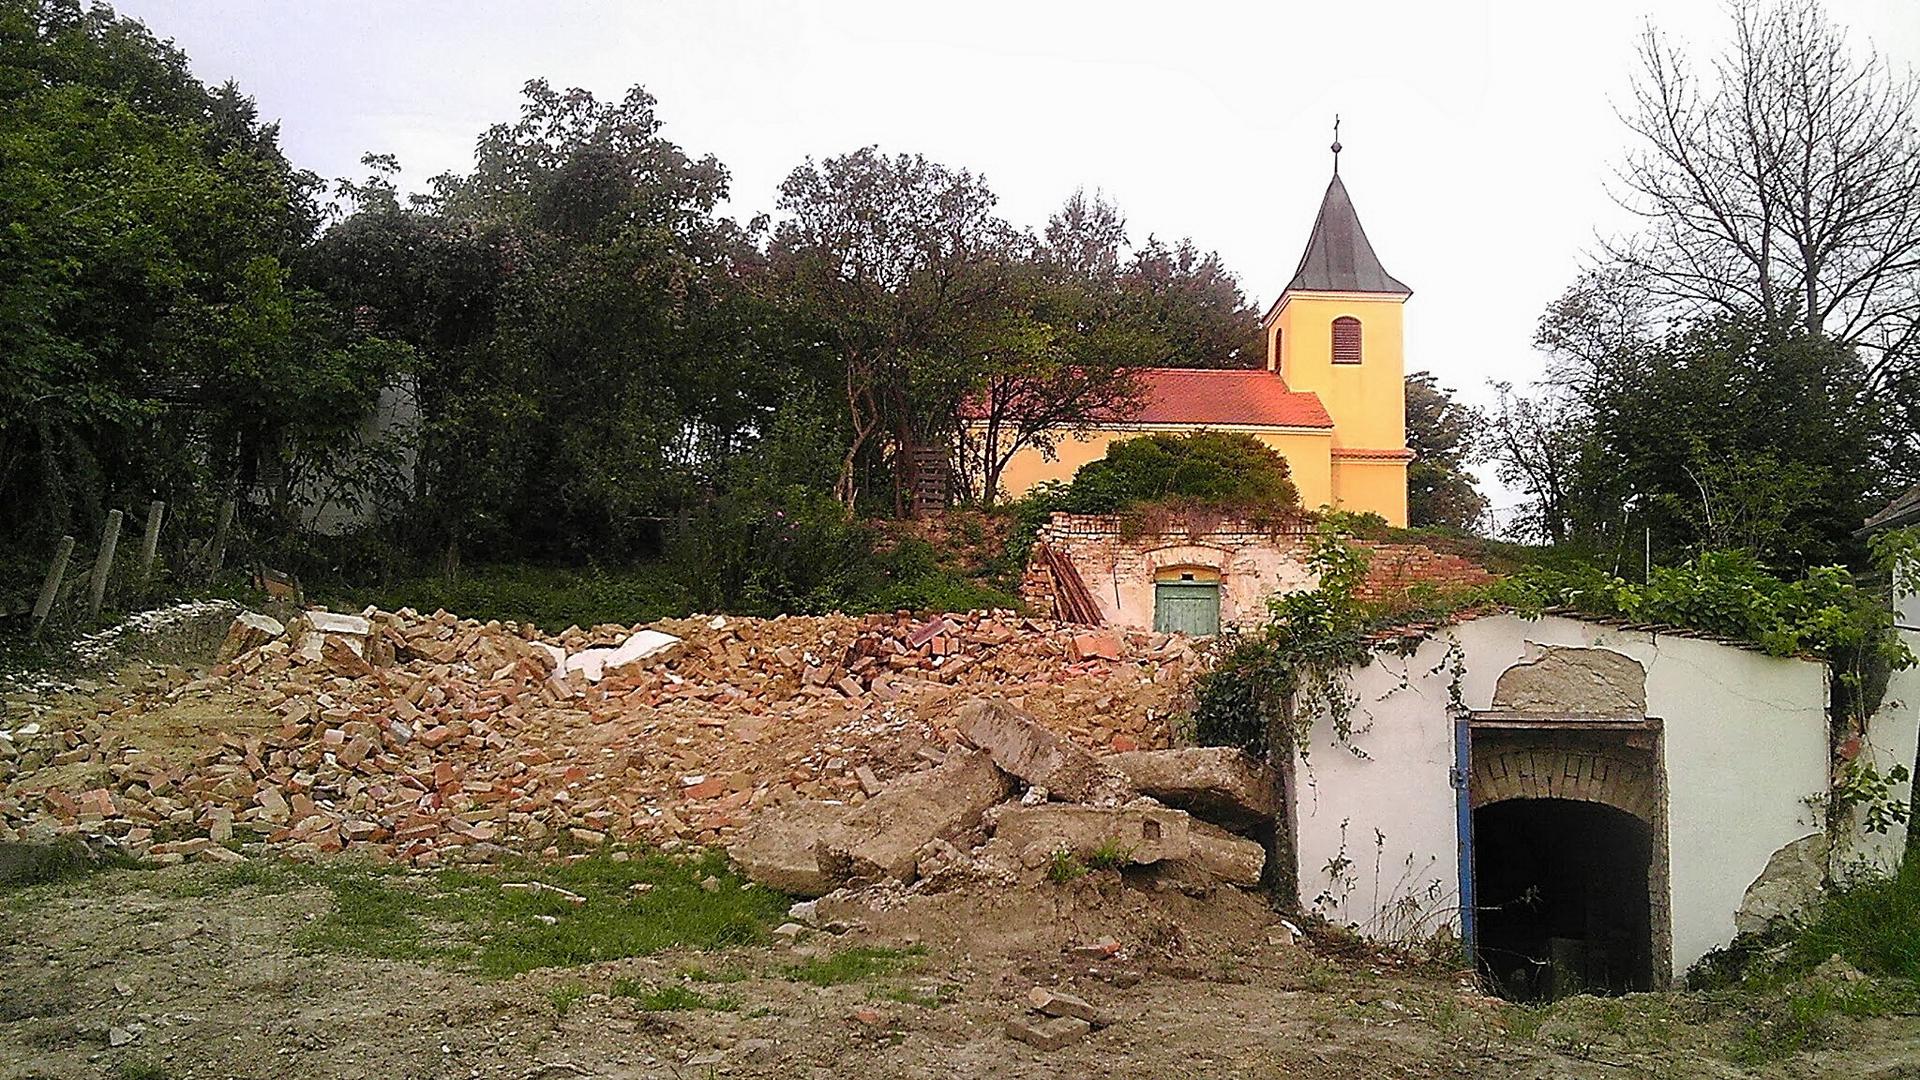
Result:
[1452, 712, 1476, 965]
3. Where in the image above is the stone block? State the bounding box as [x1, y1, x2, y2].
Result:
[1006, 1014, 1090, 1050]
[959, 699, 1131, 804]
[215, 612, 285, 663]
[814, 749, 1013, 883]
[1106, 747, 1279, 831]
[991, 802, 1189, 867]
[728, 801, 849, 896]
[1025, 987, 1109, 1026]
[1178, 819, 1266, 886]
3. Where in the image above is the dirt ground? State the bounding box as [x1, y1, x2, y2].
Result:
[3, 857, 1918, 1080]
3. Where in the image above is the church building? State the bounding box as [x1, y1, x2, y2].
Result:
[989, 145, 1415, 526]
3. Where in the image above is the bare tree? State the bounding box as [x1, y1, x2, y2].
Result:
[1482, 382, 1587, 544]
[1609, 0, 1920, 384]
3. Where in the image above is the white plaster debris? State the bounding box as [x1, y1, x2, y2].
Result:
[304, 611, 372, 637]
[2, 600, 238, 703]
[562, 629, 680, 684]
[68, 599, 239, 668]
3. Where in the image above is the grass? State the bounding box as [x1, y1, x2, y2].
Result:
[1783, 861, 1920, 980]
[872, 983, 958, 1008]
[611, 979, 739, 1012]
[547, 982, 587, 1016]
[1726, 980, 1914, 1065]
[1086, 839, 1134, 871]
[191, 847, 787, 977]
[0, 838, 144, 893]
[111, 1063, 175, 1080]
[1046, 850, 1088, 884]
[781, 945, 926, 987]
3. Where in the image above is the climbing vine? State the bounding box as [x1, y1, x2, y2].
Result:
[1191, 520, 1387, 758]
[1835, 760, 1914, 835]
[1191, 523, 1915, 778]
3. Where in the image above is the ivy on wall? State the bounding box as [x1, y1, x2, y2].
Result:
[1192, 524, 1917, 780]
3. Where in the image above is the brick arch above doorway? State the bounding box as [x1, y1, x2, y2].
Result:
[1469, 745, 1661, 824]
[1141, 544, 1231, 576]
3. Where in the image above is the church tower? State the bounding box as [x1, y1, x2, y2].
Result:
[1263, 129, 1412, 524]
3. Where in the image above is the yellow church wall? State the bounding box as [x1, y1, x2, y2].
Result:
[983, 424, 1335, 511]
[1330, 458, 1409, 526]
[1269, 292, 1407, 451]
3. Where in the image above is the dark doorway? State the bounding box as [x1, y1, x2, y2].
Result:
[1474, 798, 1653, 1000]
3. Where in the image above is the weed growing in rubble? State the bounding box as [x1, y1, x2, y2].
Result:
[547, 983, 586, 1016]
[0, 838, 145, 897]
[1086, 839, 1134, 871]
[781, 945, 926, 986]
[611, 979, 740, 1012]
[1045, 850, 1088, 884]
[111, 1062, 175, 1080]
[1726, 980, 1911, 1065]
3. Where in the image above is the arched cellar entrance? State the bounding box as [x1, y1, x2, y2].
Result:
[1474, 799, 1653, 999]
[1464, 724, 1670, 999]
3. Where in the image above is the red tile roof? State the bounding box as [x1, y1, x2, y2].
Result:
[1113, 368, 1333, 429]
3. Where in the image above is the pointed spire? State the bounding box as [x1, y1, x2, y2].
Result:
[1284, 132, 1410, 296]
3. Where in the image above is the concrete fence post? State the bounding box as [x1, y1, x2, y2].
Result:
[207, 499, 235, 580]
[31, 535, 76, 639]
[138, 499, 165, 592]
[86, 509, 122, 620]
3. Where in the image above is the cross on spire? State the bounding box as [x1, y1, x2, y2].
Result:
[1331, 114, 1343, 174]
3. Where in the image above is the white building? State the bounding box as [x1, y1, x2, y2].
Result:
[1285, 611, 1914, 997]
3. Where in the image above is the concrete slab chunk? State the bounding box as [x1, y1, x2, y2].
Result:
[728, 801, 849, 897]
[1106, 747, 1280, 831]
[958, 699, 1130, 804]
[814, 749, 1013, 883]
[992, 802, 1190, 866]
[1180, 819, 1266, 886]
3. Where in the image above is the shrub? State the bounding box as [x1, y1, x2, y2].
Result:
[669, 484, 881, 616]
[1063, 431, 1299, 513]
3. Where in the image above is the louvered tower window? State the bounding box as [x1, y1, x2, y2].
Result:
[1331, 317, 1362, 364]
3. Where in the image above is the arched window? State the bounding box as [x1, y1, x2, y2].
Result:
[1331, 317, 1362, 364]
[1272, 328, 1283, 366]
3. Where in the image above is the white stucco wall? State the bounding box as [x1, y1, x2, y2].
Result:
[1291, 613, 1829, 976]
[299, 376, 421, 536]
[1846, 624, 1920, 872]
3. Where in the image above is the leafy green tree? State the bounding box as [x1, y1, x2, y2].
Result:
[313, 83, 802, 563]
[0, 0, 395, 580]
[1581, 316, 1886, 566]
[1404, 372, 1487, 530]
[1064, 431, 1299, 513]
[1120, 237, 1266, 369]
[770, 147, 1014, 512]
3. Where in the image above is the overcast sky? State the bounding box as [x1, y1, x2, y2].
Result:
[118, 0, 1920, 519]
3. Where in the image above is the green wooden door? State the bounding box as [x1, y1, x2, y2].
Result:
[1153, 581, 1221, 636]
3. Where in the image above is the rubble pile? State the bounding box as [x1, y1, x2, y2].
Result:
[0, 606, 1205, 867]
[730, 699, 1279, 901]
